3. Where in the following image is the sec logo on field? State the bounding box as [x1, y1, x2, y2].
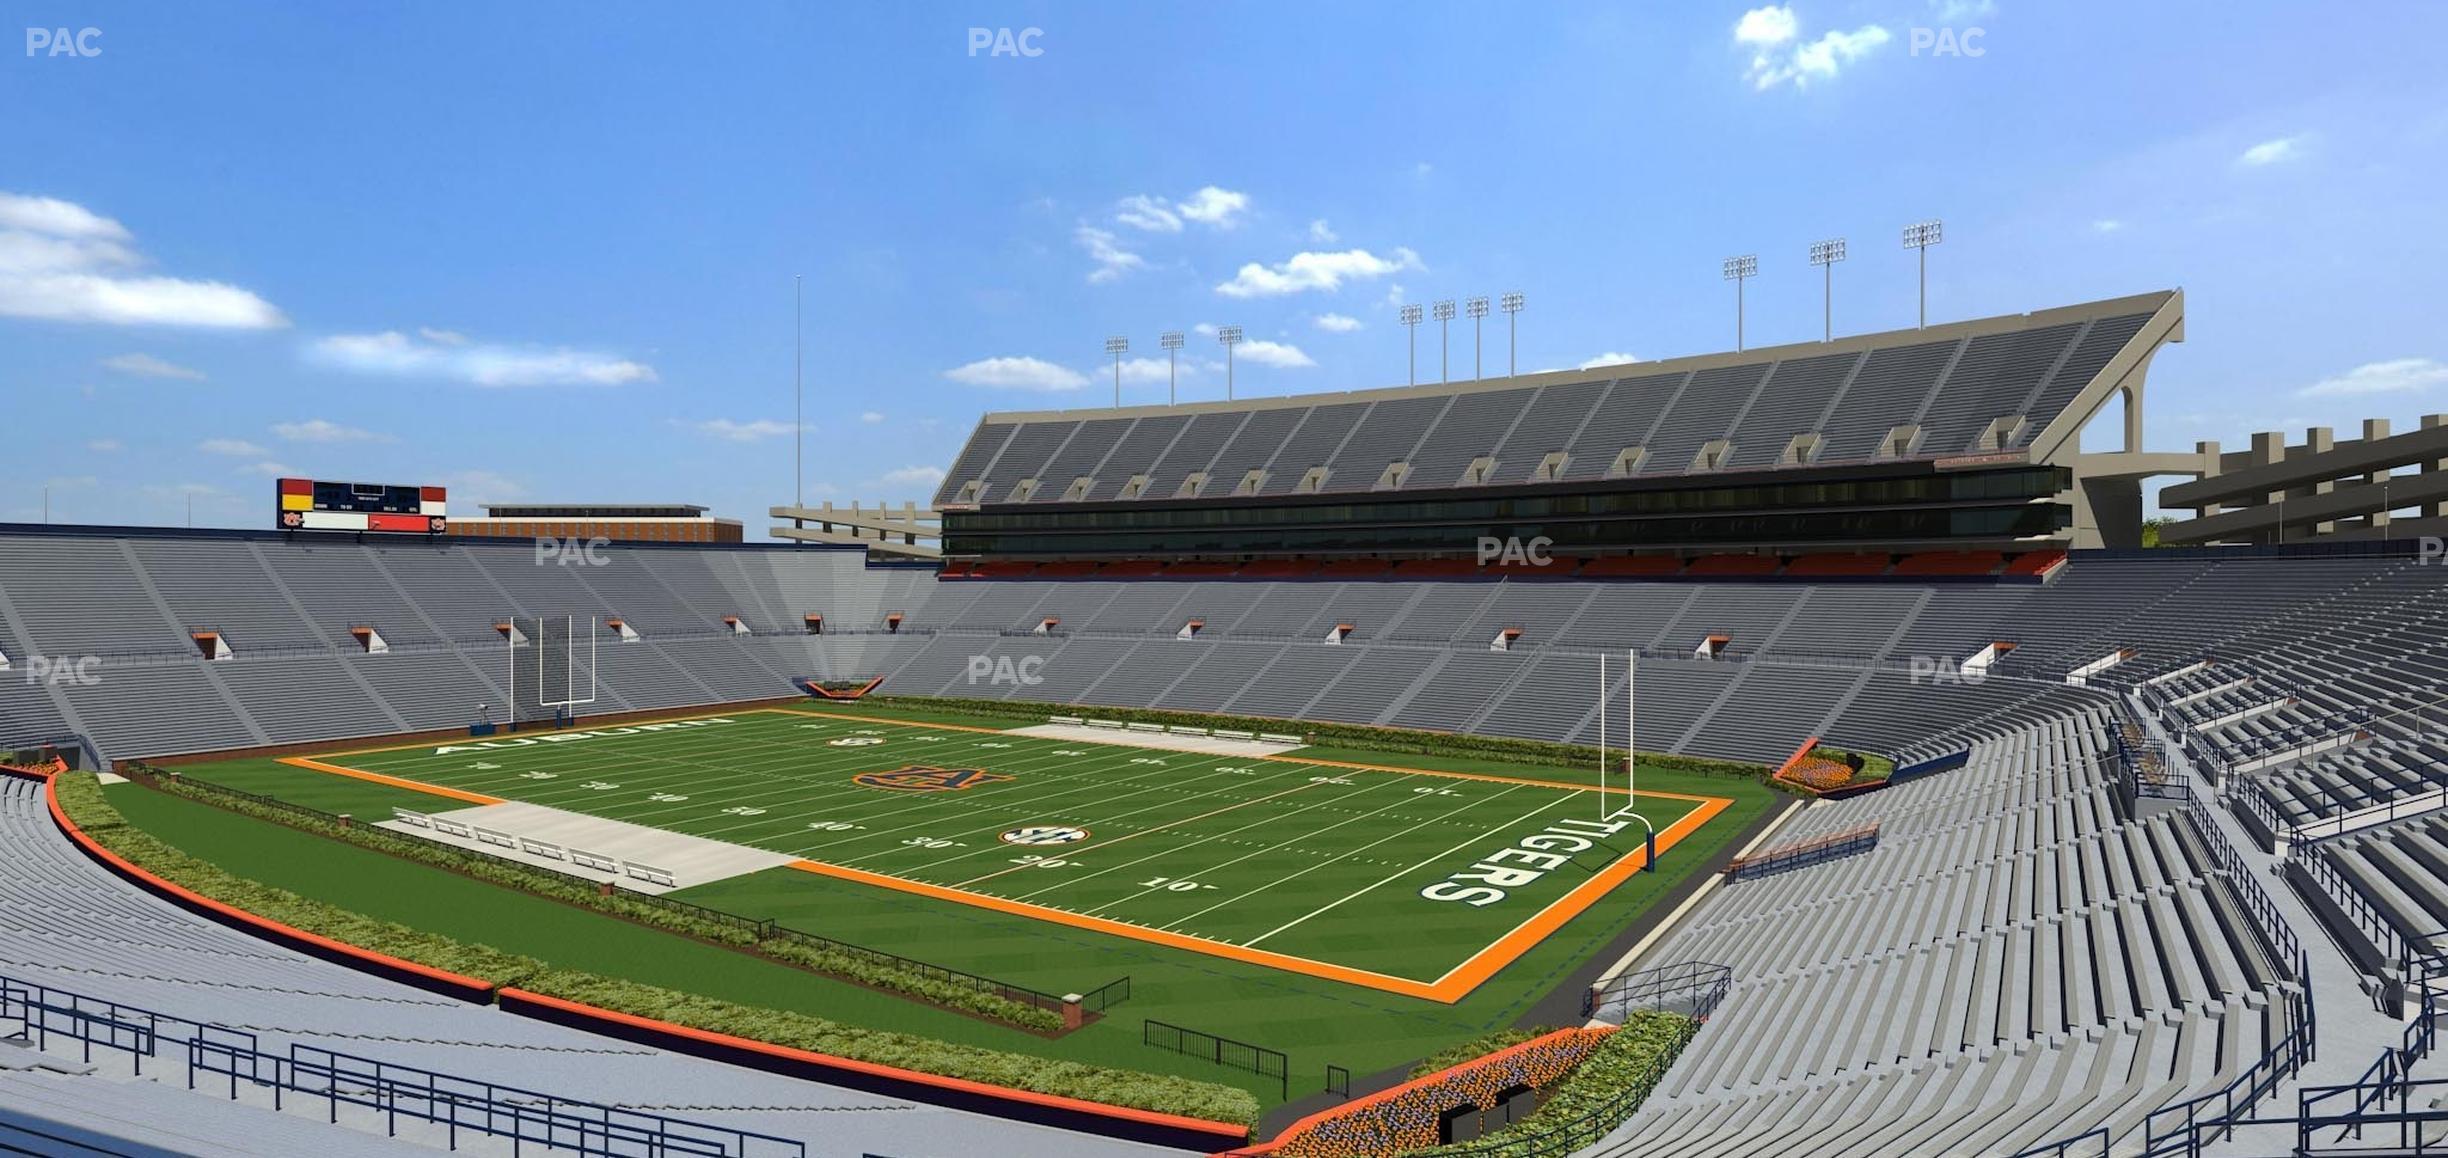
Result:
[828, 736, 885, 747]
[1000, 825, 1089, 846]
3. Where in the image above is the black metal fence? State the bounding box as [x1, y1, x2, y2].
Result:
[1583, 959, 1734, 1022]
[1143, 1019, 1287, 1101]
[3, 971, 804, 1157]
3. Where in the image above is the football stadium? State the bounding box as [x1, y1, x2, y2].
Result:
[11, 7, 2448, 1158]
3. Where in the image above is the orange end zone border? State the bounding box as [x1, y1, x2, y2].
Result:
[789, 791, 1730, 1004]
[271, 707, 1737, 1003]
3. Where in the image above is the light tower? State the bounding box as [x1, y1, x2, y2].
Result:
[1808, 238, 1847, 342]
[1721, 254, 1758, 352]
[1159, 331, 1184, 404]
[1104, 336, 1129, 406]
[1465, 296, 1489, 380]
[1432, 299, 1456, 383]
[1399, 304, 1424, 385]
[1499, 291, 1524, 376]
[1901, 219, 1943, 329]
[1216, 325, 1243, 400]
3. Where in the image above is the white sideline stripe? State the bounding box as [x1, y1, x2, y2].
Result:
[1242, 793, 1581, 949]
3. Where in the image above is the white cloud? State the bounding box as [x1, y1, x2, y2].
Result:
[1314, 313, 1362, 333]
[1113, 195, 1182, 233]
[1117, 357, 1187, 386]
[1739, 7, 1890, 90]
[436, 469, 527, 507]
[0, 192, 286, 328]
[418, 326, 469, 346]
[86, 438, 123, 453]
[100, 352, 206, 380]
[943, 356, 1090, 391]
[308, 330, 656, 387]
[693, 418, 796, 442]
[1192, 322, 1218, 336]
[2091, 219, 2126, 233]
[198, 438, 266, 456]
[1308, 219, 1338, 244]
[2297, 358, 2448, 398]
[237, 461, 293, 477]
[2238, 135, 2305, 167]
[1175, 186, 1250, 228]
[1234, 339, 1316, 369]
[859, 410, 886, 424]
[1579, 352, 1642, 369]
[1114, 186, 1250, 233]
[1932, 0, 1994, 17]
[880, 465, 948, 489]
[1734, 5, 1799, 44]
[1075, 225, 1146, 284]
[1384, 283, 1407, 307]
[272, 417, 388, 443]
[1215, 247, 1421, 298]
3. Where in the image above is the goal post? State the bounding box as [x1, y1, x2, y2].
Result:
[1599, 649, 1657, 871]
[509, 614, 597, 727]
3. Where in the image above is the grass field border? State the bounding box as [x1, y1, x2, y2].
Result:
[277, 706, 1738, 1004]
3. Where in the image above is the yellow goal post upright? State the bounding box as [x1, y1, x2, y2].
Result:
[1598, 650, 1658, 873]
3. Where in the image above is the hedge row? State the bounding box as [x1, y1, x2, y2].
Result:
[863, 695, 1770, 779]
[127, 767, 1062, 1031]
[1407, 1026, 1559, 1079]
[526, 969, 1260, 1125]
[52, 773, 1261, 1128]
[1405, 1011, 1695, 1157]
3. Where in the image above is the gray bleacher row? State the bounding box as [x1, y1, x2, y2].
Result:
[1588, 711, 2300, 1157]
[2311, 810, 2448, 962]
[934, 311, 2156, 506]
[0, 775, 1175, 1158]
[6, 532, 2444, 777]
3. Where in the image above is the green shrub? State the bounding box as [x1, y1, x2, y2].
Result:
[1401, 1011, 1694, 1157]
[1408, 1026, 1557, 1079]
[518, 969, 1260, 1126]
[49, 773, 1255, 1128]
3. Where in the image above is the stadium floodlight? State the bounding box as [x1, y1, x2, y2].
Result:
[1902, 219, 1943, 328]
[1499, 291, 1524, 376]
[1722, 254, 1758, 351]
[1433, 299, 1456, 383]
[1465, 296, 1490, 380]
[1159, 330, 1185, 405]
[1808, 237, 1847, 342]
[1105, 336, 1129, 407]
[1399, 303, 1424, 385]
[1216, 325, 1244, 399]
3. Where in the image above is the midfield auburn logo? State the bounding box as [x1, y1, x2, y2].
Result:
[853, 765, 1014, 793]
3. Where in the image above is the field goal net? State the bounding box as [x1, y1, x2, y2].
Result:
[509, 614, 598, 726]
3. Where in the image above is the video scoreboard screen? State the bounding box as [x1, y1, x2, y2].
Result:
[277, 478, 447, 534]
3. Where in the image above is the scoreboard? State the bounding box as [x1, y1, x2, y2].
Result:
[277, 478, 447, 534]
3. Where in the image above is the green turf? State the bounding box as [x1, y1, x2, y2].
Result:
[147, 704, 1779, 1106]
[310, 707, 1711, 984]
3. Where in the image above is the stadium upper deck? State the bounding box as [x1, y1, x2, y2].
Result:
[935, 293, 2178, 547]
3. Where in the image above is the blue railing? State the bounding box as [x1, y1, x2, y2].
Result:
[0, 972, 805, 1157]
[2007, 1126, 2110, 1158]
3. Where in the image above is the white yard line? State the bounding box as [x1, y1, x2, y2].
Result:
[1241, 791, 1585, 949]
[1051, 775, 1431, 911]
[1158, 784, 1529, 932]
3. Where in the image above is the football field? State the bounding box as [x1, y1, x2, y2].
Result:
[281, 706, 1732, 1002]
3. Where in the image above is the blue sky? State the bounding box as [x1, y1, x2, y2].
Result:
[5, 1, 2446, 530]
